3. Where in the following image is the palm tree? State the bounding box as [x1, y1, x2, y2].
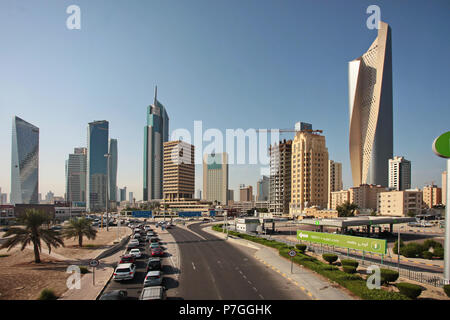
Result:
[63, 217, 97, 247]
[336, 202, 358, 217]
[0, 209, 65, 263]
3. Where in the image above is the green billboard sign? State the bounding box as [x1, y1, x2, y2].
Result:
[297, 230, 387, 254]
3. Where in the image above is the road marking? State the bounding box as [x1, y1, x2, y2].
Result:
[243, 275, 247, 279]
[307, 292, 313, 297]
[192, 262, 196, 270]
[248, 280, 252, 285]
[252, 287, 258, 292]
[259, 294, 264, 299]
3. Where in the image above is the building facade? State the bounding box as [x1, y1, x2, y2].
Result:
[330, 190, 350, 210]
[328, 160, 343, 208]
[442, 171, 447, 206]
[239, 185, 253, 202]
[227, 189, 234, 202]
[11, 116, 39, 204]
[269, 140, 292, 216]
[143, 87, 169, 201]
[377, 189, 423, 216]
[203, 153, 228, 205]
[349, 184, 386, 211]
[65, 147, 87, 203]
[119, 187, 127, 202]
[422, 185, 442, 208]
[108, 139, 118, 202]
[86, 120, 109, 211]
[349, 21, 393, 187]
[163, 141, 195, 201]
[289, 131, 329, 216]
[388, 156, 411, 191]
[256, 175, 269, 201]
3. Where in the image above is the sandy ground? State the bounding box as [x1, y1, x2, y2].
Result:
[0, 226, 130, 300]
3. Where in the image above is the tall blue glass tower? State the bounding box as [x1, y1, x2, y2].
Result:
[87, 120, 109, 211]
[11, 116, 39, 204]
[109, 138, 118, 202]
[143, 87, 169, 201]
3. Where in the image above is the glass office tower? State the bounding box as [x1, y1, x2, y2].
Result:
[11, 116, 39, 204]
[109, 139, 118, 202]
[143, 86, 169, 201]
[86, 120, 109, 211]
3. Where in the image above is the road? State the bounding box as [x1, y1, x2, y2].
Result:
[169, 221, 310, 300]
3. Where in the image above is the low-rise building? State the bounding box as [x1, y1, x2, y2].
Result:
[377, 189, 423, 216]
[422, 185, 442, 208]
[330, 190, 350, 210]
[298, 206, 338, 220]
[235, 218, 260, 233]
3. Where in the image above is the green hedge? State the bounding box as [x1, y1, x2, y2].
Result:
[342, 266, 357, 274]
[79, 266, 89, 274]
[380, 269, 399, 284]
[421, 251, 433, 260]
[212, 224, 409, 300]
[340, 259, 359, 268]
[322, 253, 338, 265]
[443, 284, 450, 298]
[296, 244, 307, 253]
[38, 288, 58, 300]
[396, 283, 422, 299]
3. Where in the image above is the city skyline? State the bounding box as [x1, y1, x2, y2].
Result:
[0, 1, 449, 200]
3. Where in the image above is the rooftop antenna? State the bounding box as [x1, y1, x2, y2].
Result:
[154, 85, 158, 105]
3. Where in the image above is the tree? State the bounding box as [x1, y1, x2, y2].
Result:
[63, 217, 97, 247]
[0, 209, 65, 263]
[407, 210, 416, 217]
[336, 202, 358, 217]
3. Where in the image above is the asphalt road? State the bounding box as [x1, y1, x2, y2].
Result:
[169, 222, 310, 300]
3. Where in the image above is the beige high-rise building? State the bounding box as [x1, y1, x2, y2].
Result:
[289, 131, 329, 216]
[330, 190, 350, 210]
[328, 160, 343, 208]
[203, 153, 228, 205]
[422, 185, 442, 208]
[388, 156, 411, 191]
[349, 184, 386, 211]
[269, 140, 292, 216]
[443, 171, 447, 206]
[163, 141, 195, 202]
[377, 189, 423, 216]
[239, 185, 253, 202]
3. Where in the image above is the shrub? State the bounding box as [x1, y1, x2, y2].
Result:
[421, 251, 433, 260]
[295, 244, 307, 253]
[38, 288, 58, 300]
[423, 239, 442, 249]
[322, 253, 338, 265]
[380, 269, 399, 284]
[392, 240, 405, 254]
[343, 266, 357, 274]
[396, 283, 422, 299]
[79, 266, 89, 274]
[340, 259, 359, 268]
[433, 247, 444, 259]
[321, 265, 338, 271]
[443, 285, 450, 298]
[401, 244, 423, 258]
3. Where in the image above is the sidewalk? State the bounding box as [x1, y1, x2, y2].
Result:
[203, 225, 354, 300]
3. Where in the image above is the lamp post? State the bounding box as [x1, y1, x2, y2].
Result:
[104, 153, 111, 232]
[397, 225, 404, 273]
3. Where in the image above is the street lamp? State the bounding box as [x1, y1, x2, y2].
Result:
[104, 153, 111, 232]
[397, 225, 404, 273]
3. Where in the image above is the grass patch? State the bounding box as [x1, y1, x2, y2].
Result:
[0, 254, 10, 258]
[83, 244, 100, 248]
[212, 224, 409, 300]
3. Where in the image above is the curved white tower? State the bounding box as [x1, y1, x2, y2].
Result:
[349, 21, 393, 187]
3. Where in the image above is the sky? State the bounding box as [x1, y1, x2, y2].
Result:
[0, 0, 449, 201]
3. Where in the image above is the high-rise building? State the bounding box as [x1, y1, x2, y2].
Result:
[295, 122, 312, 132]
[11, 116, 39, 205]
[0, 193, 7, 205]
[45, 191, 54, 203]
[203, 152, 228, 205]
[256, 176, 269, 201]
[423, 185, 442, 208]
[328, 160, 343, 208]
[108, 139, 118, 202]
[119, 187, 127, 202]
[330, 190, 350, 210]
[86, 120, 109, 211]
[227, 189, 234, 202]
[239, 185, 253, 202]
[349, 184, 386, 211]
[143, 87, 169, 201]
[65, 147, 87, 203]
[163, 141, 195, 201]
[290, 131, 329, 215]
[442, 171, 447, 206]
[129, 192, 134, 204]
[196, 189, 202, 199]
[349, 21, 393, 187]
[269, 139, 292, 216]
[388, 156, 411, 191]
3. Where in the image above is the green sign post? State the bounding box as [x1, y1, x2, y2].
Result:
[297, 230, 387, 254]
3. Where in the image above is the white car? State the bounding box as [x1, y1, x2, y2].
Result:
[128, 239, 140, 248]
[113, 263, 136, 281]
[129, 248, 142, 258]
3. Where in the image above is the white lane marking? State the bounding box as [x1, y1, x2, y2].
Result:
[247, 280, 252, 285]
[239, 270, 243, 275]
[243, 275, 247, 279]
[252, 287, 258, 292]
[192, 262, 196, 270]
[259, 294, 264, 299]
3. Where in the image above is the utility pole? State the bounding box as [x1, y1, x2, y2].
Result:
[104, 153, 111, 232]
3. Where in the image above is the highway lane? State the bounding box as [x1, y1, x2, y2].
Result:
[169, 222, 310, 300]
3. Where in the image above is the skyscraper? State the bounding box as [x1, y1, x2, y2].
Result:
[239, 185, 253, 202]
[328, 160, 343, 208]
[86, 120, 109, 211]
[11, 116, 39, 205]
[269, 139, 292, 216]
[388, 156, 411, 191]
[349, 21, 393, 187]
[65, 147, 87, 203]
[256, 175, 269, 201]
[203, 152, 228, 205]
[144, 87, 169, 201]
[290, 131, 329, 215]
[119, 187, 127, 202]
[109, 139, 118, 202]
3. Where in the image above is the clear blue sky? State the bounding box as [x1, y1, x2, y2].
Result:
[0, 0, 449, 200]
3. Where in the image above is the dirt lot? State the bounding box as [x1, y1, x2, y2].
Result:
[0, 226, 131, 300]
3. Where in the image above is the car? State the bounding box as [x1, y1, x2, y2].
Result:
[129, 248, 142, 258]
[146, 231, 154, 236]
[151, 247, 164, 257]
[146, 257, 162, 272]
[127, 239, 140, 249]
[119, 254, 136, 264]
[143, 270, 163, 287]
[113, 263, 136, 281]
[144, 226, 151, 231]
[150, 237, 159, 243]
[99, 290, 128, 300]
[139, 286, 167, 300]
[150, 242, 161, 250]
